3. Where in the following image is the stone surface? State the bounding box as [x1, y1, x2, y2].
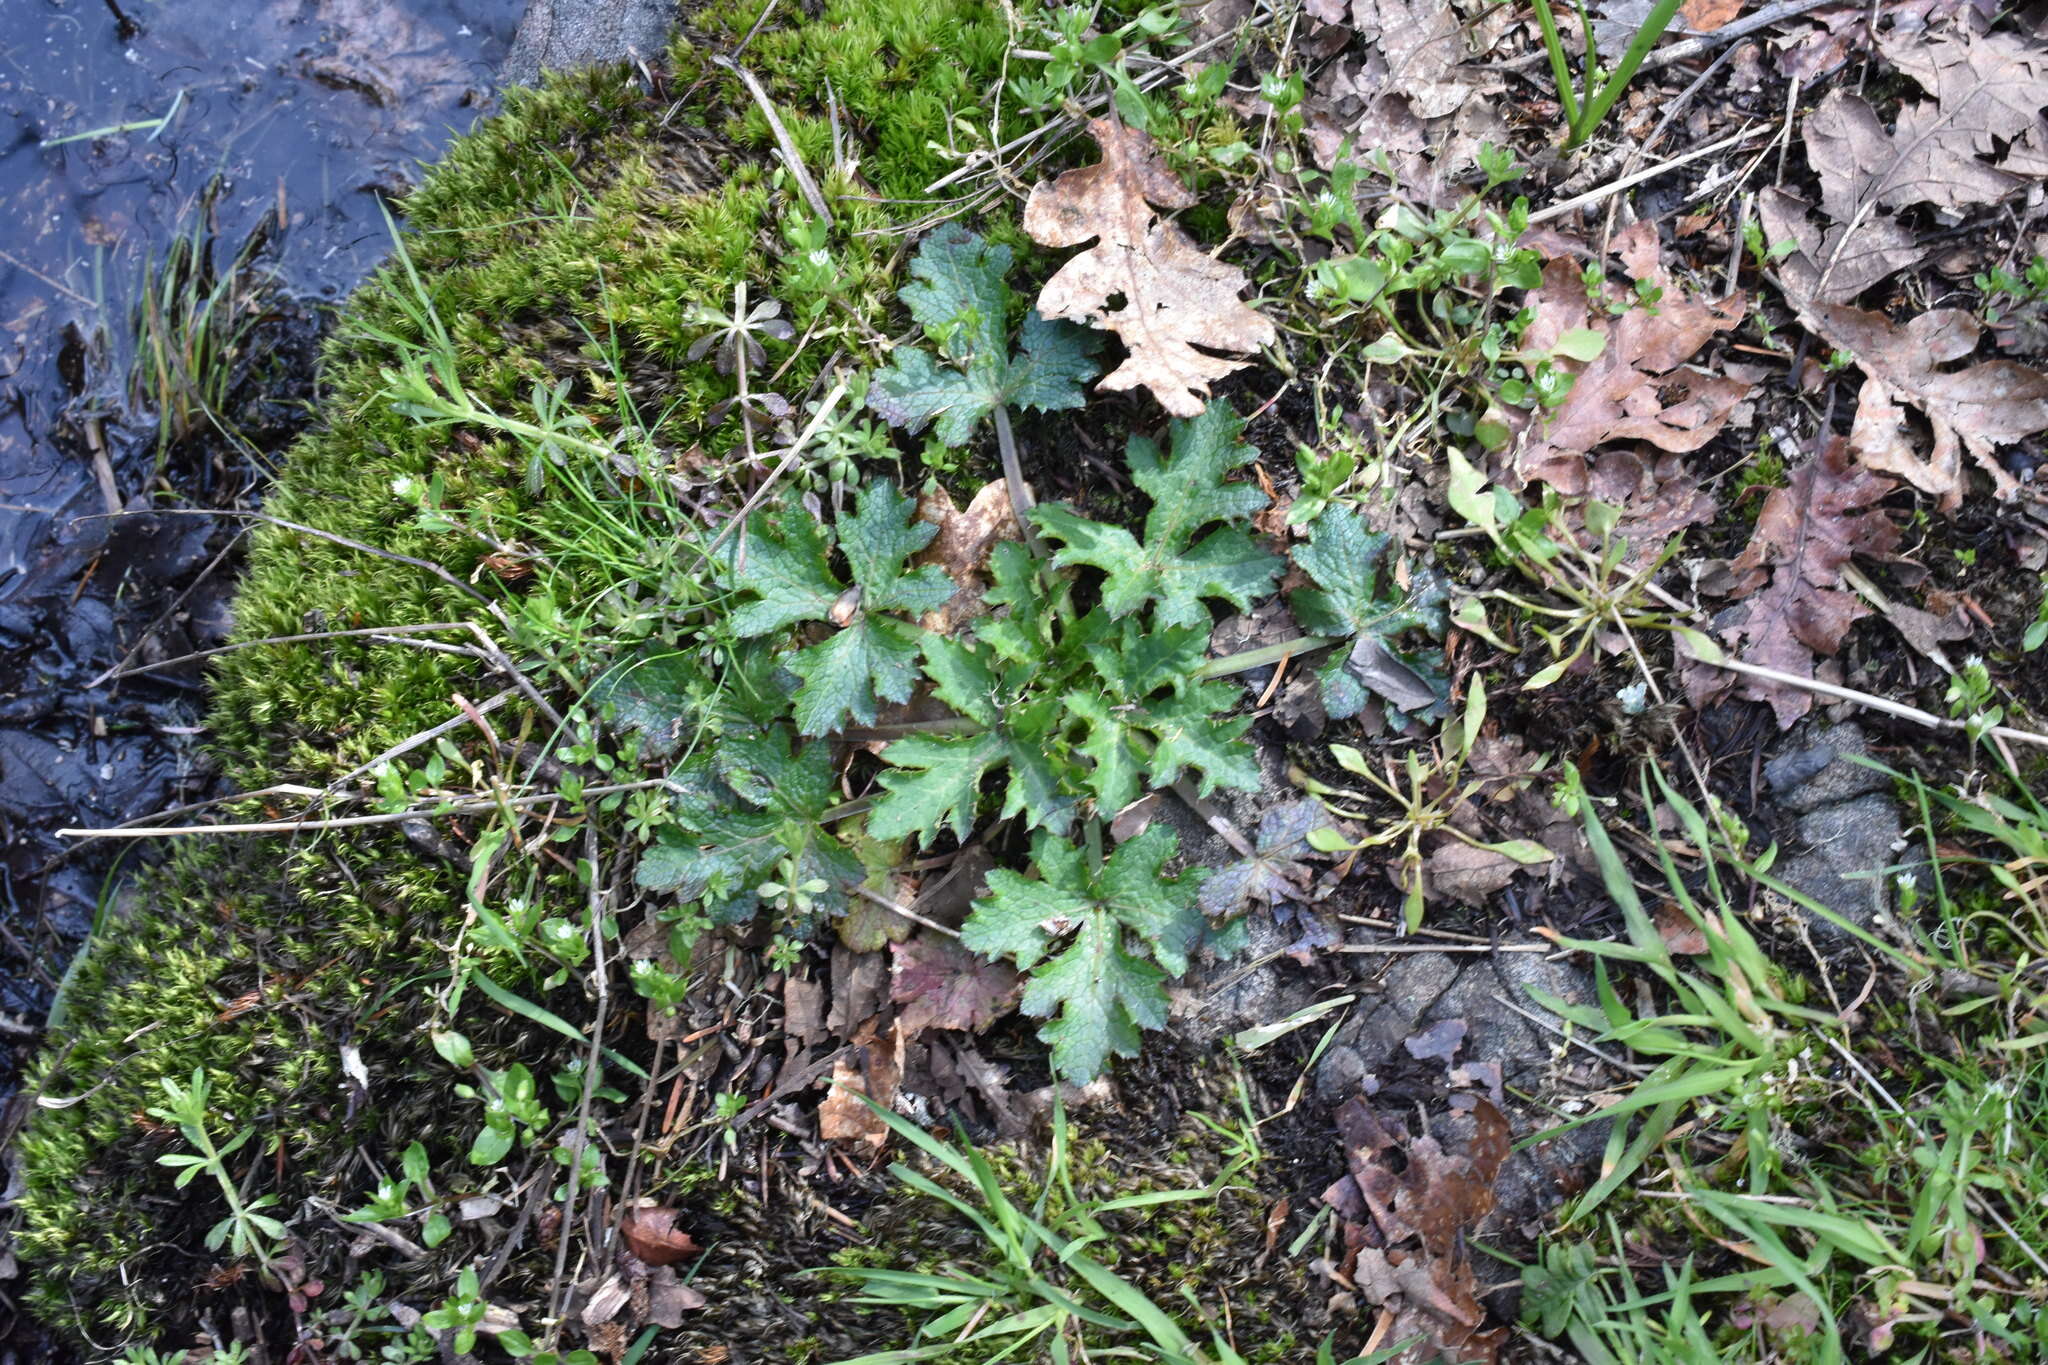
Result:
[1763, 721, 1890, 813]
[1312, 950, 1594, 1104]
[1309, 947, 1608, 1237]
[1158, 730, 1614, 1234]
[505, 0, 676, 83]
[1764, 721, 1905, 945]
[1776, 793, 1902, 943]
[1164, 740, 1331, 1041]
[1173, 909, 1323, 1043]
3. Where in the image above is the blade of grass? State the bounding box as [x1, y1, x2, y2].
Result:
[1573, 0, 1686, 147]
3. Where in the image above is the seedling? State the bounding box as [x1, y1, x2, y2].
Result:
[457, 1062, 549, 1167]
[146, 1070, 287, 1267]
[868, 225, 1100, 550]
[1303, 679, 1552, 929]
[1287, 504, 1449, 721]
[684, 281, 795, 376]
[343, 1141, 452, 1250]
[420, 1267, 490, 1356]
[1445, 450, 1693, 687]
[1285, 440, 1360, 527]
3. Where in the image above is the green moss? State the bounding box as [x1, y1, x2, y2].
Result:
[15, 0, 1057, 1347]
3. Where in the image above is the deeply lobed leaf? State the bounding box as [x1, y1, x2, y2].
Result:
[1289, 504, 1449, 721]
[869, 601, 1255, 845]
[1033, 398, 1283, 627]
[960, 826, 1206, 1081]
[635, 724, 862, 927]
[721, 481, 954, 735]
[868, 226, 1100, 446]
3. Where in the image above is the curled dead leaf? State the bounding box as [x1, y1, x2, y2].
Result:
[890, 933, 1021, 1038]
[1024, 118, 1275, 417]
[913, 480, 1021, 633]
[1322, 1096, 1511, 1365]
[643, 1265, 707, 1327]
[1403, 1017, 1467, 1066]
[1423, 841, 1519, 907]
[619, 1204, 700, 1267]
[1758, 186, 1923, 305]
[1654, 902, 1709, 955]
[1785, 30, 2048, 301]
[1514, 226, 1748, 491]
[1679, 0, 1742, 30]
[818, 1026, 904, 1149]
[1349, 0, 1474, 120]
[1584, 449, 1716, 570]
[1798, 303, 2048, 508]
[1688, 437, 1900, 726]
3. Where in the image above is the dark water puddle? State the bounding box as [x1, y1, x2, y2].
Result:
[0, 0, 527, 1098]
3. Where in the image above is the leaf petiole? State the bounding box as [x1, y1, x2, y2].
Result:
[1195, 634, 1341, 681]
[992, 404, 1050, 559]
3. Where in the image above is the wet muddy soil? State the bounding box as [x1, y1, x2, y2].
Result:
[0, 0, 528, 1102]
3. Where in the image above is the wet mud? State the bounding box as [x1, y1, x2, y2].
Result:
[0, 0, 528, 1100]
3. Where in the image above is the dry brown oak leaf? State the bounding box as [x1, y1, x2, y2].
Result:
[818, 1021, 904, 1149]
[1024, 118, 1276, 417]
[1513, 224, 1747, 492]
[1802, 302, 2048, 508]
[1787, 30, 2048, 301]
[1323, 1095, 1511, 1365]
[1350, 0, 1474, 120]
[913, 478, 1020, 634]
[1700, 437, 1900, 728]
[1755, 184, 1922, 308]
[1882, 27, 2048, 178]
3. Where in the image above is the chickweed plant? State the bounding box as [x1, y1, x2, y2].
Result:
[1302, 679, 1554, 930]
[1306, 146, 1604, 450]
[1006, 2, 1186, 125]
[145, 1068, 287, 1268]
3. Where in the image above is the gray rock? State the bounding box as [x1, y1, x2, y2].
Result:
[1760, 721, 1911, 946]
[1764, 722, 1889, 813]
[1163, 741, 1331, 1042]
[505, 0, 676, 84]
[1309, 948, 1607, 1233]
[1166, 736, 1612, 1229]
[1312, 950, 1595, 1102]
[1776, 792, 1901, 943]
[1492, 1110, 1610, 1241]
[1313, 953, 1463, 1102]
[1173, 910, 1321, 1045]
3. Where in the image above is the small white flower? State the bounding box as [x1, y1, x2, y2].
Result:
[391, 475, 419, 500]
[1615, 680, 1649, 716]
